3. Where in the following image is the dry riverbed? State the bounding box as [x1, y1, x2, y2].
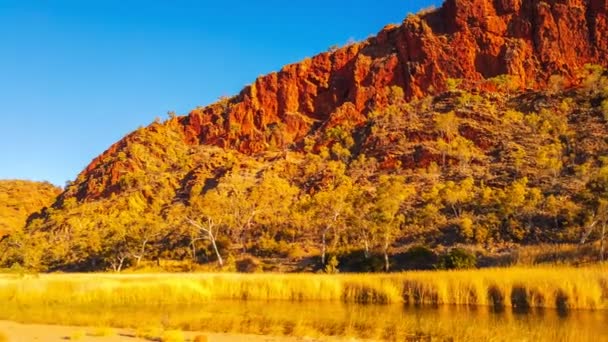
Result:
[0, 320, 362, 342]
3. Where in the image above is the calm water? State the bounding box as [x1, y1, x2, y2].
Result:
[2, 301, 607, 341]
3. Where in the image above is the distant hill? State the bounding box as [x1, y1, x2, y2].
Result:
[0, 180, 61, 237]
[3, 0, 608, 272]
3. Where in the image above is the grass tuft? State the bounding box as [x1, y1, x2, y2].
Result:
[193, 335, 208, 342]
[69, 330, 85, 340]
[0, 267, 606, 309]
[90, 326, 114, 337]
[161, 330, 185, 342]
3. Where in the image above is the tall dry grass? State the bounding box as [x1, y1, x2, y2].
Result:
[0, 266, 606, 310]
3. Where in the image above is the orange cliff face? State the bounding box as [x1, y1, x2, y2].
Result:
[180, 0, 608, 152]
[74, 0, 608, 200]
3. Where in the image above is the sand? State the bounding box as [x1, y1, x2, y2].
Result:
[0, 320, 362, 342]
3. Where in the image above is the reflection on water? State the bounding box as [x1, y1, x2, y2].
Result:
[2, 301, 606, 341]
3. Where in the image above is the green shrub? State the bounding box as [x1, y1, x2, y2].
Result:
[236, 256, 262, 273]
[286, 244, 307, 260]
[338, 250, 384, 273]
[324, 256, 340, 274]
[251, 236, 290, 258]
[437, 248, 477, 270]
[395, 246, 438, 270]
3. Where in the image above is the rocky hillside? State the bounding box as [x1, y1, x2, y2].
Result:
[0, 180, 61, 237]
[3, 0, 608, 272]
[77, 0, 608, 201]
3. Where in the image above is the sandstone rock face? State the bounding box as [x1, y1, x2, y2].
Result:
[78, 0, 608, 198]
[176, 0, 608, 152]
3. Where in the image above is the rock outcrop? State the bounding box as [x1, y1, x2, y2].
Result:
[179, 0, 608, 150]
[76, 0, 608, 199]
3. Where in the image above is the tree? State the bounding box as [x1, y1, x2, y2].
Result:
[307, 162, 353, 265]
[580, 161, 608, 261]
[128, 213, 164, 266]
[434, 111, 459, 139]
[440, 177, 475, 218]
[186, 217, 224, 267]
[368, 175, 414, 271]
[186, 182, 233, 267]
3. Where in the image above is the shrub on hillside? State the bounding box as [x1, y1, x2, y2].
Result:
[324, 256, 340, 274]
[394, 245, 439, 270]
[338, 250, 384, 273]
[236, 256, 262, 273]
[437, 248, 477, 270]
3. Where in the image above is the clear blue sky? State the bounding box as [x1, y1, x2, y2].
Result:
[0, 0, 441, 187]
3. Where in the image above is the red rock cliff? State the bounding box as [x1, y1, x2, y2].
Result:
[78, 0, 608, 198]
[177, 0, 608, 154]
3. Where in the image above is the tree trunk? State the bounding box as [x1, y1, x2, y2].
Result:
[209, 232, 224, 267]
[191, 242, 197, 262]
[113, 256, 126, 273]
[580, 220, 597, 245]
[135, 240, 148, 266]
[321, 228, 328, 265]
[186, 218, 223, 267]
[383, 236, 390, 272]
[601, 223, 606, 263]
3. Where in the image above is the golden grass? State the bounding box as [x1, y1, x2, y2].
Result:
[193, 335, 208, 342]
[135, 326, 163, 340]
[89, 326, 114, 337]
[0, 267, 606, 341]
[161, 330, 184, 342]
[69, 330, 85, 340]
[0, 266, 606, 309]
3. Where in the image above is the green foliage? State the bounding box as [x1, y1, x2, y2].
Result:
[5, 66, 608, 272]
[445, 78, 462, 91]
[434, 111, 459, 139]
[489, 74, 519, 93]
[236, 256, 263, 273]
[324, 256, 340, 274]
[399, 246, 438, 270]
[437, 248, 477, 270]
[0, 180, 60, 236]
[338, 250, 384, 273]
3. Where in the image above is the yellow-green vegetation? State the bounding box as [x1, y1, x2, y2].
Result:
[2, 67, 608, 273]
[193, 335, 208, 342]
[161, 330, 185, 342]
[0, 180, 60, 236]
[69, 330, 85, 340]
[135, 326, 163, 340]
[0, 278, 606, 341]
[90, 326, 114, 337]
[0, 267, 606, 309]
